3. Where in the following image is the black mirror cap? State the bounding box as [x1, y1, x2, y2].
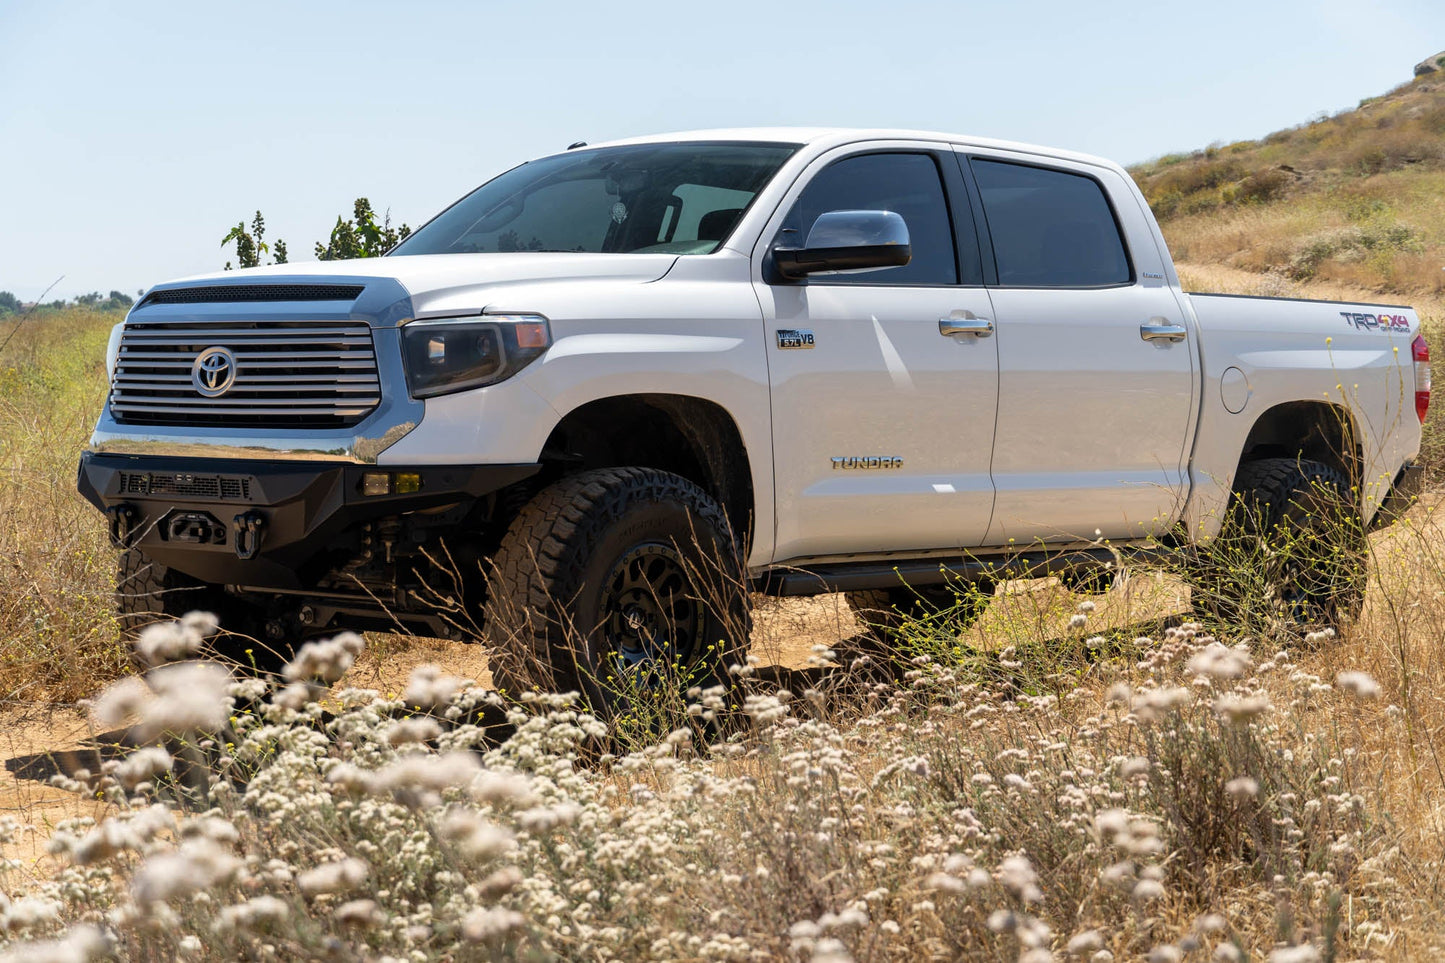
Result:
[773, 243, 913, 280]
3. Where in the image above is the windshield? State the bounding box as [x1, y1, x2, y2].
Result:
[390, 141, 798, 257]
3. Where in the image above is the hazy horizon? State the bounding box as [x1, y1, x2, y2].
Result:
[2, 0, 1441, 301]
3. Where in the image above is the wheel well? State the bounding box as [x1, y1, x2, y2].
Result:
[536, 394, 755, 545]
[1237, 401, 1361, 485]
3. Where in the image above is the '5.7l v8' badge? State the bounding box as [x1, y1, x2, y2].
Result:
[776, 328, 815, 349]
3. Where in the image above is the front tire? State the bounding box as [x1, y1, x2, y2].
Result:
[1189, 458, 1366, 635]
[117, 549, 278, 670]
[483, 468, 751, 712]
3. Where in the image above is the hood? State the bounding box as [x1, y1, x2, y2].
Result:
[164, 252, 680, 318]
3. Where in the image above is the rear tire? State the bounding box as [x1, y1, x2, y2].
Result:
[483, 468, 751, 714]
[1189, 458, 1366, 635]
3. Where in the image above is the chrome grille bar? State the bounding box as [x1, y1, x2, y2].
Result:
[110, 319, 382, 429]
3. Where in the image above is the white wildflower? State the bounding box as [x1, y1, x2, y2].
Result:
[517, 801, 582, 833]
[1120, 756, 1150, 779]
[1336, 671, 1381, 699]
[215, 895, 290, 934]
[133, 838, 240, 904]
[1132, 686, 1192, 722]
[368, 751, 482, 806]
[987, 910, 1017, 933]
[1068, 614, 1089, 630]
[385, 717, 442, 746]
[1187, 642, 1252, 680]
[404, 664, 467, 710]
[470, 769, 537, 807]
[1225, 776, 1260, 801]
[90, 676, 150, 729]
[998, 854, 1042, 902]
[133, 615, 212, 667]
[0, 924, 112, 963]
[812, 938, 854, 963]
[1268, 947, 1322, 963]
[297, 858, 369, 896]
[1213, 692, 1271, 725]
[114, 747, 173, 790]
[1215, 945, 1242, 962]
[439, 809, 516, 862]
[1067, 930, 1104, 955]
[1148, 947, 1183, 963]
[1132, 878, 1165, 901]
[283, 632, 364, 684]
[334, 899, 385, 930]
[461, 905, 524, 942]
[272, 682, 320, 710]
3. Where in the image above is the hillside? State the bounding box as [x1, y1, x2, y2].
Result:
[1130, 69, 1445, 302]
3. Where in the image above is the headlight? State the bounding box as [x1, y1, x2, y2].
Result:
[104, 322, 125, 379]
[400, 313, 552, 398]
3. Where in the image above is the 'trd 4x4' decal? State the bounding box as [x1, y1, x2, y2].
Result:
[1341, 311, 1410, 332]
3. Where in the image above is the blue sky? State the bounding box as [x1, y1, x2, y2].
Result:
[1, 0, 1441, 301]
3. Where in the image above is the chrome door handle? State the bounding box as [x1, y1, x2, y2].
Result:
[940, 314, 994, 338]
[1140, 318, 1187, 343]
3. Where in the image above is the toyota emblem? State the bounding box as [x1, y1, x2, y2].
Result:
[191, 346, 238, 397]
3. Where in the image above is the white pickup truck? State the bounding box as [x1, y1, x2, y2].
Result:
[79, 128, 1429, 696]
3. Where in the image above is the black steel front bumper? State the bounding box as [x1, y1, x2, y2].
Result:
[78, 452, 539, 588]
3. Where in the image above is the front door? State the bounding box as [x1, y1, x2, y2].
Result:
[753, 147, 1000, 564]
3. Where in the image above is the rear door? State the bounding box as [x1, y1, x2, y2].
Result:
[753, 145, 1000, 564]
[959, 151, 1196, 545]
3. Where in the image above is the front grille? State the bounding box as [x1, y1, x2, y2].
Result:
[110, 319, 382, 429]
[140, 284, 365, 306]
[121, 472, 252, 501]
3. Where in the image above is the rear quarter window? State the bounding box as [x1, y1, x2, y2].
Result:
[970, 159, 1132, 288]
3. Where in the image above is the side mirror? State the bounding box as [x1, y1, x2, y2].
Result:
[773, 210, 912, 280]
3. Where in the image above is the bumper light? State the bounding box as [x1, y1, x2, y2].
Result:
[401, 313, 551, 398]
[361, 472, 424, 497]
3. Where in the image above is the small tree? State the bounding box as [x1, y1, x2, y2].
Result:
[222, 211, 289, 270]
[0, 291, 19, 316]
[315, 198, 411, 260]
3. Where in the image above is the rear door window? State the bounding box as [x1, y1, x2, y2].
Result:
[776, 152, 957, 285]
[970, 159, 1132, 287]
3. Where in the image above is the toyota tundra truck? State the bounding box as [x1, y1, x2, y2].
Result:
[77, 128, 1429, 696]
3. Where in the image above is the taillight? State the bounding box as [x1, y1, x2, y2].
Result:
[1414, 333, 1431, 424]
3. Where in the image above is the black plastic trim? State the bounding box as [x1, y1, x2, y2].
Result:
[139, 284, 365, 307]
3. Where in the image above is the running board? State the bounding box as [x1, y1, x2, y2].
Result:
[755, 546, 1172, 597]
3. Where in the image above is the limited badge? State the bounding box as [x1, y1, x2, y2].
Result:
[776, 328, 815, 349]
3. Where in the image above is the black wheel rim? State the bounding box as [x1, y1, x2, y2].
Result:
[600, 542, 701, 673]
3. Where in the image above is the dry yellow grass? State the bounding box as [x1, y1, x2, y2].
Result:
[0, 309, 127, 705]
